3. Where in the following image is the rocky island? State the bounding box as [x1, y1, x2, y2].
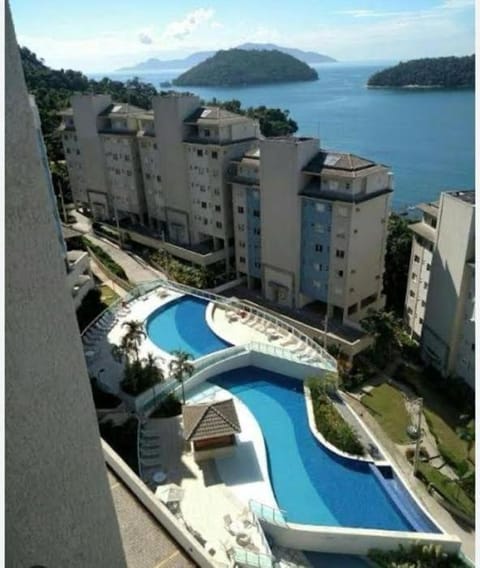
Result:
[172, 49, 319, 87]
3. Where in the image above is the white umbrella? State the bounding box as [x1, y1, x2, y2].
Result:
[155, 483, 185, 504]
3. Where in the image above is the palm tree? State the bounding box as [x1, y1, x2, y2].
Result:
[143, 353, 164, 385]
[169, 350, 194, 404]
[111, 319, 146, 364]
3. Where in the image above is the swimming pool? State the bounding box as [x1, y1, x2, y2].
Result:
[146, 296, 231, 358]
[210, 366, 440, 532]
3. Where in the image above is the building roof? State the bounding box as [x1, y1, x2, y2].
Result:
[183, 399, 241, 441]
[184, 106, 248, 125]
[416, 202, 439, 218]
[410, 221, 437, 243]
[303, 150, 380, 176]
[446, 190, 475, 205]
[98, 102, 147, 117]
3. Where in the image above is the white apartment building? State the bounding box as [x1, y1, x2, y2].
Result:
[59, 93, 259, 273]
[232, 137, 392, 327]
[405, 191, 475, 387]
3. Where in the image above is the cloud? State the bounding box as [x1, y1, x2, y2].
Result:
[163, 8, 215, 41]
[138, 32, 153, 45]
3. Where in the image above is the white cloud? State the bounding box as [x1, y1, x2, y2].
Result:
[163, 8, 215, 41]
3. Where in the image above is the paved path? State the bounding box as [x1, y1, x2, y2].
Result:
[86, 233, 165, 285]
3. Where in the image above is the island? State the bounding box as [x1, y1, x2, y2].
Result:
[367, 55, 474, 88]
[172, 49, 319, 87]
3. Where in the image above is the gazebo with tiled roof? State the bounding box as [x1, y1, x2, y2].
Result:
[182, 399, 241, 461]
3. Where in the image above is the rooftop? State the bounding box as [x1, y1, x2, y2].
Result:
[184, 106, 249, 125]
[303, 150, 381, 176]
[446, 190, 475, 205]
[183, 398, 241, 441]
[99, 102, 148, 117]
[416, 202, 439, 218]
[410, 221, 437, 243]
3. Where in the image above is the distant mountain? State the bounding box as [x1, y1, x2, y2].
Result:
[368, 55, 475, 88]
[117, 43, 335, 72]
[172, 49, 318, 87]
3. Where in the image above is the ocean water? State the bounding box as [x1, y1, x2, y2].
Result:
[89, 61, 475, 210]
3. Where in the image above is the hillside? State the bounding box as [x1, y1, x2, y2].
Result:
[117, 43, 335, 72]
[172, 49, 318, 87]
[367, 55, 474, 88]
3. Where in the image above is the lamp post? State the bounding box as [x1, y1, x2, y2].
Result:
[412, 397, 423, 477]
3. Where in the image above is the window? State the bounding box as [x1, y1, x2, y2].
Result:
[239, 241, 246, 248]
[410, 290, 415, 298]
[237, 206, 244, 214]
[126, 170, 132, 176]
[336, 231, 346, 239]
[125, 155, 130, 161]
[421, 300, 426, 307]
[314, 263, 321, 271]
[212, 151, 218, 159]
[345, 182, 351, 190]
[203, 218, 208, 225]
[254, 228, 261, 236]
[239, 256, 246, 263]
[76, 149, 80, 155]
[353, 229, 358, 234]
[424, 282, 428, 289]
[313, 280, 321, 289]
[197, 149, 203, 157]
[407, 307, 413, 314]
[146, 173, 151, 180]
[238, 224, 245, 231]
[214, 189, 220, 196]
[156, 175, 161, 182]
[200, 185, 206, 192]
[253, 210, 260, 218]
[315, 244, 323, 252]
[314, 223, 324, 233]
[204, 129, 210, 137]
[414, 255, 420, 263]
[315, 203, 325, 212]
[426, 263, 431, 271]
[216, 221, 222, 229]
[419, 318, 424, 324]
[336, 249, 345, 258]
[66, 148, 71, 154]
[215, 205, 221, 212]
[201, 202, 207, 209]
[337, 270, 344, 278]
[412, 273, 417, 281]
[338, 206, 348, 217]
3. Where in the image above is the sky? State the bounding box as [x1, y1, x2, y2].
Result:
[10, 0, 475, 73]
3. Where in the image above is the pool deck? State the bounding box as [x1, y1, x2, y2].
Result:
[138, 382, 276, 565]
[84, 287, 323, 394]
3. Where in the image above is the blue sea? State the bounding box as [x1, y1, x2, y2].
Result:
[89, 61, 475, 210]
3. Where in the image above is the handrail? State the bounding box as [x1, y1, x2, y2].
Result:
[249, 499, 288, 526]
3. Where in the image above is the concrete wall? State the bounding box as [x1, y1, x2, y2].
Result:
[153, 94, 200, 244]
[5, 7, 127, 566]
[260, 137, 319, 307]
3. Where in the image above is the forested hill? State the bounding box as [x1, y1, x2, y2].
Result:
[20, 47, 157, 160]
[367, 55, 474, 88]
[173, 49, 318, 87]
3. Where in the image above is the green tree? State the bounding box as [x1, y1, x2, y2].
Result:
[111, 320, 146, 363]
[169, 350, 195, 404]
[369, 543, 469, 567]
[383, 214, 413, 316]
[362, 309, 402, 367]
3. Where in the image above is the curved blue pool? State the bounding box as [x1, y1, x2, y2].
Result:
[210, 366, 440, 532]
[146, 296, 231, 358]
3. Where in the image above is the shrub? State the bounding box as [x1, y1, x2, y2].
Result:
[151, 393, 182, 418]
[149, 251, 215, 289]
[76, 287, 106, 331]
[308, 382, 365, 456]
[121, 359, 163, 396]
[83, 237, 128, 281]
[368, 543, 470, 567]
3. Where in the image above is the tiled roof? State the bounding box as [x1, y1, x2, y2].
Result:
[184, 106, 247, 124]
[303, 150, 378, 175]
[183, 399, 241, 441]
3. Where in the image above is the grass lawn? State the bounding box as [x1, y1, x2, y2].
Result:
[417, 462, 474, 522]
[361, 383, 411, 444]
[99, 284, 120, 307]
[396, 366, 474, 469]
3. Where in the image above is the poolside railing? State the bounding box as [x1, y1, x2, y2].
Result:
[249, 500, 288, 527]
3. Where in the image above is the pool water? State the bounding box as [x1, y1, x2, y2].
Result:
[146, 296, 231, 359]
[210, 366, 440, 532]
